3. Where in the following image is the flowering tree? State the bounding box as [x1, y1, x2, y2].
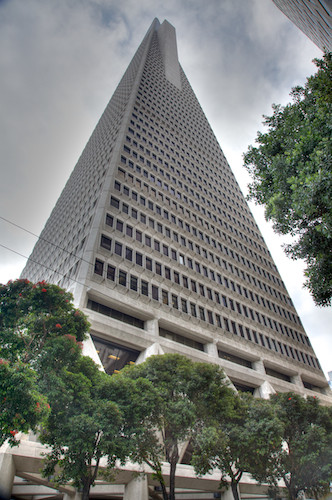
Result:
[0, 279, 88, 446]
[0, 359, 49, 446]
[0, 279, 144, 499]
[0, 279, 89, 365]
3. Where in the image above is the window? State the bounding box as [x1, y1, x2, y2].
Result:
[126, 225, 133, 237]
[110, 196, 120, 209]
[141, 281, 148, 296]
[199, 307, 205, 321]
[94, 259, 104, 276]
[190, 303, 197, 317]
[116, 220, 123, 232]
[136, 253, 143, 266]
[101, 235, 112, 251]
[130, 275, 138, 291]
[125, 247, 133, 261]
[162, 290, 169, 305]
[119, 270, 127, 286]
[172, 294, 178, 309]
[146, 257, 152, 271]
[114, 242, 122, 256]
[181, 298, 188, 313]
[107, 265, 115, 281]
[152, 285, 159, 301]
[106, 214, 113, 227]
[145, 235, 151, 247]
[136, 230, 142, 242]
[165, 267, 171, 280]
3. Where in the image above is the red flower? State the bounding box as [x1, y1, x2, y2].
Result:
[10, 430, 18, 436]
[41, 288, 47, 292]
[288, 397, 292, 401]
[64, 334, 76, 342]
[55, 324, 62, 329]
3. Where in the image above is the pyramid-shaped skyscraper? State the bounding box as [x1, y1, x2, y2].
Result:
[22, 19, 331, 401]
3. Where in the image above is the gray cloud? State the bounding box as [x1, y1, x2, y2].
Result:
[0, 0, 330, 377]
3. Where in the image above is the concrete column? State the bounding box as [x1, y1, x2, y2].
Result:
[0, 452, 15, 500]
[63, 493, 82, 500]
[205, 341, 218, 358]
[124, 475, 149, 500]
[259, 380, 276, 399]
[291, 374, 304, 388]
[253, 359, 265, 374]
[221, 485, 240, 500]
[145, 318, 159, 337]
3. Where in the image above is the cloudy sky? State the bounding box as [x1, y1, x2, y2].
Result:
[0, 0, 331, 378]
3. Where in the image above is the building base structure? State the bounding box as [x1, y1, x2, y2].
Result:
[0, 436, 286, 500]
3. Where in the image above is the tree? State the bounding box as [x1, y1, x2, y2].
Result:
[0, 279, 88, 446]
[268, 392, 332, 500]
[243, 52, 332, 306]
[120, 354, 235, 500]
[0, 279, 139, 499]
[191, 393, 282, 500]
[38, 335, 139, 500]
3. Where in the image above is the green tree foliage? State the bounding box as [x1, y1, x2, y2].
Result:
[269, 392, 332, 500]
[38, 335, 139, 500]
[0, 279, 89, 364]
[0, 278, 88, 446]
[120, 354, 235, 500]
[0, 279, 139, 499]
[0, 359, 49, 446]
[243, 52, 332, 306]
[191, 393, 282, 500]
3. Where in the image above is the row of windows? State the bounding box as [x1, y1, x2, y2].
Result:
[131, 97, 240, 205]
[106, 207, 298, 323]
[120, 144, 267, 256]
[113, 175, 284, 295]
[124, 132, 254, 232]
[93, 258, 319, 370]
[134, 76, 244, 206]
[98, 235, 309, 347]
[117, 160, 270, 273]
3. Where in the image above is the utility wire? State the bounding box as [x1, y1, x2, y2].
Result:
[0, 215, 94, 269]
[0, 242, 89, 289]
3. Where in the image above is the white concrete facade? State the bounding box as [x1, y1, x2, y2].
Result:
[12, 17, 332, 499]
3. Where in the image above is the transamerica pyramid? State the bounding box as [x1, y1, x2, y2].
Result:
[16, 18, 332, 495]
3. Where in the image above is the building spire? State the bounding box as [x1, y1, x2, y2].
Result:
[157, 20, 182, 90]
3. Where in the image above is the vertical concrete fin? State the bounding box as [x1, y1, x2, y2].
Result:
[157, 20, 182, 90]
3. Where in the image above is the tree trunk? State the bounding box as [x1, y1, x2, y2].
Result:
[231, 480, 240, 500]
[168, 449, 179, 500]
[81, 480, 91, 500]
